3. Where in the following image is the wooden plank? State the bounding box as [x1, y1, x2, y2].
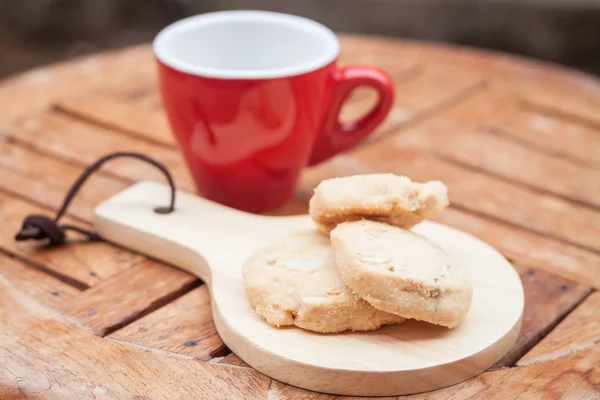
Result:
[493, 265, 591, 367]
[370, 64, 486, 135]
[0, 255, 79, 308]
[299, 152, 600, 288]
[0, 191, 144, 287]
[436, 208, 600, 289]
[493, 108, 600, 169]
[109, 286, 224, 361]
[337, 62, 422, 131]
[267, 380, 336, 400]
[338, 65, 486, 141]
[0, 276, 271, 399]
[131, 90, 163, 111]
[299, 153, 377, 196]
[338, 41, 420, 82]
[521, 85, 600, 130]
[117, 86, 163, 110]
[435, 129, 600, 209]
[56, 92, 175, 147]
[0, 45, 155, 124]
[10, 112, 194, 191]
[0, 135, 127, 222]
[518, 291, 600, 366]
[401, 346, 600, 399]
[58, 260, 199, 336]
[100, 78, 160, 105]
[353, 145, 600, 254]
[351, 83, 513, 152]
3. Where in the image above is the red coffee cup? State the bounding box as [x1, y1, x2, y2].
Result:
[154, 11, 394, 212]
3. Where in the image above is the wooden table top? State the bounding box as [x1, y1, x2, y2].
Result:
[0, 34, 598, 399]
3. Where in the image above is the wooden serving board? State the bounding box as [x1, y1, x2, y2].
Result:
[94, 180, 525, 397]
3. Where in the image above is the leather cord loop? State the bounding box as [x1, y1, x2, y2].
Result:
[14, 152, 176, 246]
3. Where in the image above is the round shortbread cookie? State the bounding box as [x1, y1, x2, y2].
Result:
[309, 173, 449, 234]
[330, 220, 473, 328]
[242, 230, 404, 333]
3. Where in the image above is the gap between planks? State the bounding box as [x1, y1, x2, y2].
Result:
[0, 247, 89, 290]
[57, 260, 202, 337]
[517, 294, 600, 366]
[521, 99, 600, 133]
[483, 127, 600, 170]
[431, 127, 600, 211]
[0, 187, 147, 287]
[51, 103, 176, 149]
[432, 152, 600, 217]
[0, 125, 139, 186]
[371, 79, 489, 143]
[448, 201, 600, 257]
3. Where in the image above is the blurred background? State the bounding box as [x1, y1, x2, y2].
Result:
[1, 0, 599, 79]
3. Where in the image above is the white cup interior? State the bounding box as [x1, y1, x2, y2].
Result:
[153, 11, 340, 79]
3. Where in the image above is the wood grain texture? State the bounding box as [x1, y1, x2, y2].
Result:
[436, 208, 600, 290]
[386, 65, 486, 125]
[59, 260, 199, 336]
[495, 108, 600, 169]
[114, 83, 164, 110]
[521, 85, 600, 130]
[126, 89, 163, 110]
[0, 45, 155, 124]
[0, 135, 127, 222]
[493, 265, 591, 367]
[9, 112, 194, 190]
[402, 345, 600, 400]
[0, 276, 271, 400]
[267, 380, 336, 400]
[353, 147, 600, 253]
[518, 292, 600, 367]
[56, 92, 174, 146]
[435, 129, 600, 209]
[344, 84, 513, 159]
[0, 191, 143, 287]
[338, 42, 420, 82]
[0, 255, 79, 308]
[110, 285, 225, 360]
[364, 65, 485, 137]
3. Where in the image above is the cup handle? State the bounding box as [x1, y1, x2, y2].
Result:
[308, 66, 394, 166]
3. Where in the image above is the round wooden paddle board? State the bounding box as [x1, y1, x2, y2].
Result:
[94, 181, 524, 396]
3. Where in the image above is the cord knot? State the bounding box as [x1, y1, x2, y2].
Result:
[13, 152, 176, 247]
[15, 215, 66, 246]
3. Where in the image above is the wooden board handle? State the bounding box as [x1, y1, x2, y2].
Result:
[94, 181, 258, 280]
[93, 180, 311, 281]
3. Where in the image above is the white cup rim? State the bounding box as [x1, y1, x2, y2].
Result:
[153, 10, 340, 79]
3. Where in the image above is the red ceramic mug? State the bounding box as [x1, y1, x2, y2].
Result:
[154, 11, 394, 212]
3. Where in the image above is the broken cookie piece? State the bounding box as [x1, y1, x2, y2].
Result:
[309, 173, 449, 234]
[331, 220, 472, 328]
[242, 230, 404, 333]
